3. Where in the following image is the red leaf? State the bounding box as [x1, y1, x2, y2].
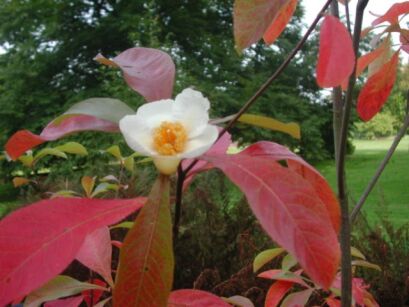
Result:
[263, 0, 298, 45]
[5, 115, 118, 160]
[76, 227, 114, 287]
[0, 197, 145, 306]
[233, 0, 292, 51]
[341, 43, 387, 90]
[372, 2, 409, 25]
[357, 51, 399, 121]
[113, 176, 174, 306]
[238, 141, 340, 233]
[265, 281, 294, 307]
[168, 289, 230, 306]
[95, 48, 175, 102]
[316, 15, 355, 88]
[82, 279, 106, 307]
[44, 295, 84, 307]
[331, 275, 379, 307]
[182, 130, 232, 189]
[203, 148, 340, 289]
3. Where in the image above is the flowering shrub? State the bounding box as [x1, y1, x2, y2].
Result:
[1, 0, 408, 306]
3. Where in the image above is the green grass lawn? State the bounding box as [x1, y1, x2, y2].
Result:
[316, 137, 409, 227]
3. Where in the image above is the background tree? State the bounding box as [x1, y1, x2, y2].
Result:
[0, 0, 336, 162]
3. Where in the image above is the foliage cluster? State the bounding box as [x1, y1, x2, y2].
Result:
[355, 112, 397, 139]
[352, 214, 409, 306]
[0, 0, 335, 163]
[0, 0, 408, 305]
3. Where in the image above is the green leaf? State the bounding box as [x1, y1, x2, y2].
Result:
[281, 253, 297, 271]
[110, 221, 135, 230]
[253, 248, 285, 272]
[33, 148, 67, 163]
[113, 175, 174, 306]
[62, 97, 134, 124]
[136, 157, 153, 164]
[12, 177, 30, 187]
[54, 142, 88, 156]
[24, 275, 107, 307]
[94, 297, 112, 307]
[91, 183, 119, 198]
[81, 176, 95, 198]
[280, 288, 313, 307]
[18, 154, 34, 168]
[238, 114, 301, 139]
[50, 190, 79, 198]
[351, 246, 366, 260]
[105, 145, 122, 160]
[123, 156, 134, 172]
[352, 260, 381, 271]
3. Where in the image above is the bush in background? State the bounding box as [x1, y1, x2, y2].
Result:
[355, 112, 397, 140]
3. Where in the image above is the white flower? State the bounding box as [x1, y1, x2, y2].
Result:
[119, 88, 219, 175]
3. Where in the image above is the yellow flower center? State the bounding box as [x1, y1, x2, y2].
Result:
[153, 121, 188, 155]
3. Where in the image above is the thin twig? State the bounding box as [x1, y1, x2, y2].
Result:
[172, 0, 334, 240]
[351, 92, 409, 222]
[330, 0, 344, 171]
[173, 164, 185, 240]
[183, 0, 333, 177]
[336, 1, 369, 306]
[345, 0, 352, 34]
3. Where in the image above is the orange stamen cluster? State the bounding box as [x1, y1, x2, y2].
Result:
[153, 121, 188, 155]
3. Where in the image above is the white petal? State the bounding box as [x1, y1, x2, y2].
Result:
[175, 88, 210, 110]
[181, 125, 219, 158]
[173, 88, 210, 137]
[136, 99, 175, 129]
[119, 115, 154, 155]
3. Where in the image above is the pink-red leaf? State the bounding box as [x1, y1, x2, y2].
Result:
[25, 275, 105, 307]
[203, 148, 340, 289]
[238, 141, 340, 233]
[357, 51, 399, 121]
[113, 176, 174, 306]
[5, 115, 118, 160]
[265, 280, 294, 307]
[95, 47, 175, 102]
[182, 130, 232, 190]
[341, 43, 388, 90]
[316, 15, 355, 88]
[76, 227, 114, 287]
[263, 0, 298, 45]
[372, 1, 409, 25]
[82, 279, 106, 307]
[44, 295, 84, 307]
[0, 197, 145, 306]
[331, 275, 379, 307]
[233, 0, 292, 51]
[168, 289, 230, 306]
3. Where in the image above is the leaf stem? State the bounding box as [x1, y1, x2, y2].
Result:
[350, 92, 409, 222]
[336, 1, 368, 306]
